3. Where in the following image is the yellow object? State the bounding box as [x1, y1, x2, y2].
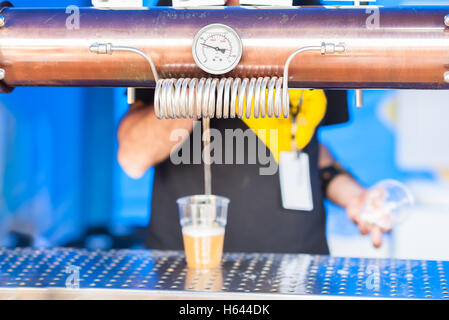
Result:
[242, 89, 327, 163]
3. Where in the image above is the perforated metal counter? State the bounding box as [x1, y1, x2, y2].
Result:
[0, 247, 447, 300]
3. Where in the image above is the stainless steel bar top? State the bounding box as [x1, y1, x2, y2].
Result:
[0, 247, 447, 300]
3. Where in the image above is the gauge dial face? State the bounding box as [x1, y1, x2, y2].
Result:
[192, 24, 243, 75]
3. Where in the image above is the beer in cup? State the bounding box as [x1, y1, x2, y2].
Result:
[177, 195, 229, 269]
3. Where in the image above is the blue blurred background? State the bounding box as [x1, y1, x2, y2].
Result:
[0, 0, 448, 259]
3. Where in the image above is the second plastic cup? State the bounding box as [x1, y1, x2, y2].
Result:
[177, 195, 230, 269]
[360, 179, 414, 230]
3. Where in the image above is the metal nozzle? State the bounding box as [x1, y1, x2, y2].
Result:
[321, 42, 346, 54]
[89, 43, 113, 55]
[355, 89, 363, 108]
[335, 43, 346, 53]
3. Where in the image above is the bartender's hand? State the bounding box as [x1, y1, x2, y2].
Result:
[319, 144, 390, 248]
[344, 188, 392, 248]
[118, 101, 194, 178]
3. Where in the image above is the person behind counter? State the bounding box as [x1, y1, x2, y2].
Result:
[117, 0, 390, 254]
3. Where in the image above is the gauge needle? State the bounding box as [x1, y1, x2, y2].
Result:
[201, 43, 226, 54]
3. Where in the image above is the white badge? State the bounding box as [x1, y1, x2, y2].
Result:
[279, 151, 314, 212]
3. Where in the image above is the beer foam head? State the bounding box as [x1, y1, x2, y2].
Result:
[182, 225, 225, 237]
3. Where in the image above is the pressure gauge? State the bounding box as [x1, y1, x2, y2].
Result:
[192, 24, 243, 75]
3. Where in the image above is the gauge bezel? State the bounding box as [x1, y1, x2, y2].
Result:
[192, 23, 243, 75]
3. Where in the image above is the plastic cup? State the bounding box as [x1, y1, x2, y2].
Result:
[177, 195, 229, 269]
[360, 179, 415, 230]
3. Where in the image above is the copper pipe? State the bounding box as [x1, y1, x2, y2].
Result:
[1, 6, 449, 89]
